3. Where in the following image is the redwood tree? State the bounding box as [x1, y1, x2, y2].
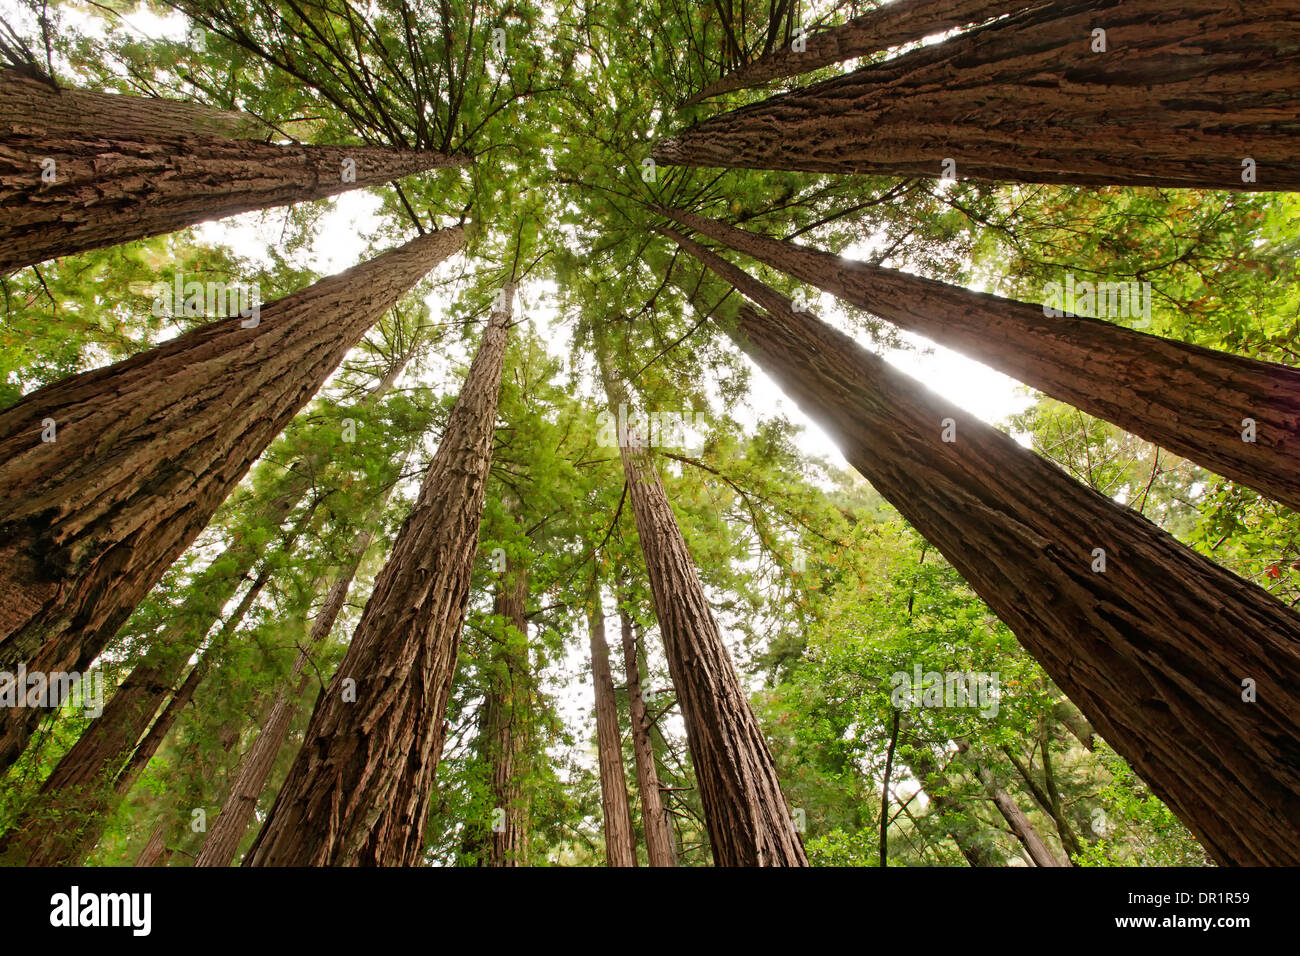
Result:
[663, 226, 1300, 866]
[617, 599, 676, 866]
[657, 207, 1300, 512]
[588, 593, 637, 867]
[245, 285, 513, 866]
[655, 0, 1300, 190]
[0, 227, 464, 722]
[0, 69, 465, 273]
[600, 360, 807, 867]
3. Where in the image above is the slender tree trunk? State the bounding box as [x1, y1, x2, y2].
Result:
[683, 0, 1018, 105]
[1054, 699, 1098, 752]
[879, 708, 901, 866]
[134, 822, 169, 868]
[0, 227, 463, 728]
[657, 208, 1300, 512]
[1002, 743, 1082, 859]
[245, 285, 513, 866]
[588, 595, 638, 867]
[194, 505, 389, 867]
[0, 69, 466, 272]
[617, 599, 676, 866]
[655, 1, 1300, 190]
[903, 740, 1000, 866]
[664, 228, 1300, 866]
[971, 755, 1069, 867]
[599, 360, 806, 867]
[473, 561, 533, 867]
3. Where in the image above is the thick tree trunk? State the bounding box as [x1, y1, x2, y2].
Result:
[469, 562, 533, 867]
[588, 596, 638, 867]
[194, 511, 386, 867]
[684, 0, 1020, 106]
[0, 69, 466, 272]
[663, 228, 1300, 866]
[617, 600, 676, 866]
[245, 286, 512, 866]
[0, 227, 464, 726]
[655, 0, 1300, 190]
[600, 361, 807, 867]
[657, 208, 1300, 512]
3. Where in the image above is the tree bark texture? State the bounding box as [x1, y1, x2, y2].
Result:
[655, 0, 1300, 190]
[0, 69, 466, 272]
[618, 602, 676, 866]
[588, 596, 638, 867]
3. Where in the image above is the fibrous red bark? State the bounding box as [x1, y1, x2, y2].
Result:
[588, 595, 637, 867]
[656, 1, 1300, 190]
[0, 69, 466, 273]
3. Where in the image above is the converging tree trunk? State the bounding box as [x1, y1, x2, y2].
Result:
[683, 0, 1019, 106]
[656, 208, 1300, 512]
[617, 598, 676, 866]
[663, 228, 1300, 866]
[599, 359, 807, 867]
[969, 752, 1069, 867]
[245, 285, 513, 866]
[0, 69, 466, 273]
[466, 560, 534, 867]
[588, 593, 637, 867]
[0, 227, 464, 730]
[655, 1, 1300, 190]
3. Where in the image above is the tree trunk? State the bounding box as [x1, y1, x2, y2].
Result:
[0, 227, 464, 726]
[133, 822, 170, 868]
[657, 208, 1300, 512]
[468, 561, 533, 867]
[194, 508, 387, 867]
[588, 595, 638, 867]
[683, 0, 1018, 106]
[600, 360, 807, 867]
[244, 285, 513, 866]
[0, 69, 466, 272]
[655, 0, 1300, 190]
[663, 228, 1300, 866]
[970, 753, 1069, 867]
[617, 599, 676, 866]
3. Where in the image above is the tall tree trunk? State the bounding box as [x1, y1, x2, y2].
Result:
[617, 598, 676, 866]
[683, 0, 1019, 106]
[468, 560, 533, 867]
[663, 228, 1300, 866]
[245, 285, 513, 866]
[599, 360, 806, 867]
[0, 227, 463, 727]
[657, 208, 1300, 512]
[1002, 743, 1082, 859]
[588, 594, 638, 867]
[0, 69, 465, 272]
[194, 502, 390, 867]
[655, 0, 1300, 190]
